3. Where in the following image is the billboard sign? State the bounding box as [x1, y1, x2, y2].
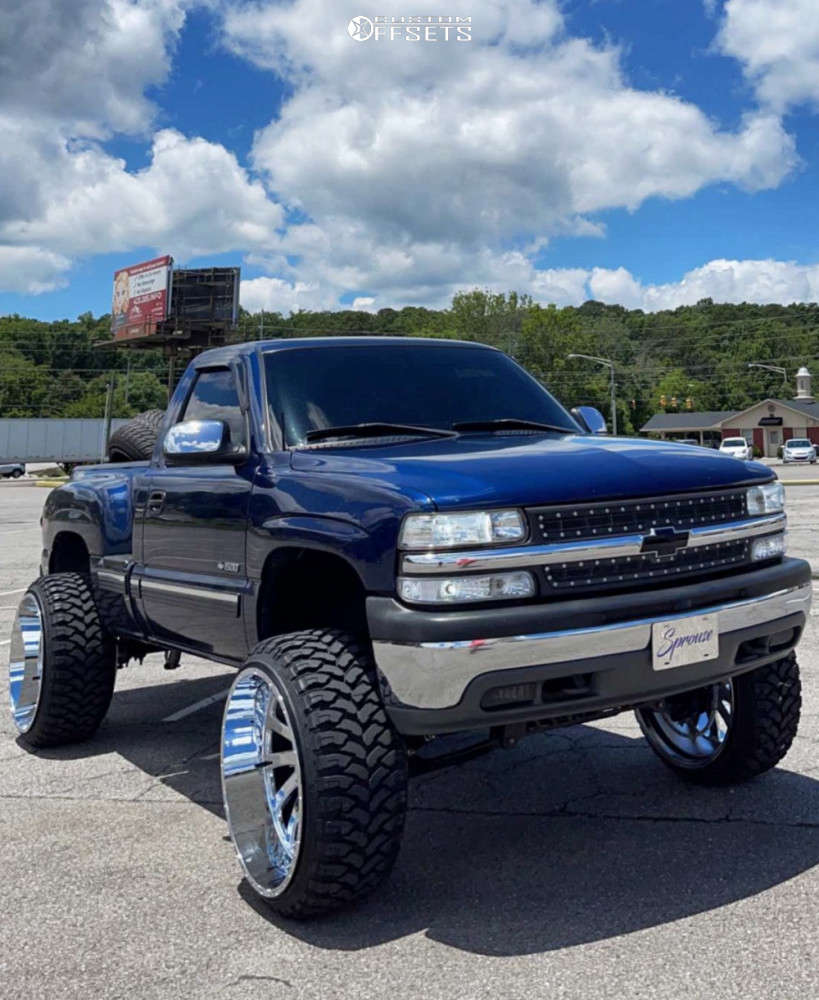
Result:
[111, 255, 172, 341]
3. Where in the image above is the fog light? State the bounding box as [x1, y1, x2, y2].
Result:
[398, 571, 535, 604]
[751, 533, 786, 561]
[481, 683, 538, 710]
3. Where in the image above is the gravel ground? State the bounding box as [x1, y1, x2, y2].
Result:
[0, 483, 817, 1000]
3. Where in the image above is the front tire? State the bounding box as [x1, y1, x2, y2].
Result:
[221, 629, 408, 918]
[636, 654, 801, 785]
[9, 573, 116, 747]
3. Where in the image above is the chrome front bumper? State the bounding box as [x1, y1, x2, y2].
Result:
[371, 581, 812, 710]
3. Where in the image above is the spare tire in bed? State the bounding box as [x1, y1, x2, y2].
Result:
[107, 409, 166, 462]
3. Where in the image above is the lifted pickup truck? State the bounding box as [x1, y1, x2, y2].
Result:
[9, 337, 810, 917]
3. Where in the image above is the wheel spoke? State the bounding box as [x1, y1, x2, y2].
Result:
[266, 715, 292, 740]
[266, 750, 297, 769]
[275, 772, 299, 806]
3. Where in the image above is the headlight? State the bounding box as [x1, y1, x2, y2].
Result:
[398, 571, 535, 604]
[747, 482, 785, 515]
[751, 533, 786, 561]
[399, 509, 526, 549]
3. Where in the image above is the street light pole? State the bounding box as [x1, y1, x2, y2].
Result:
[748, 362, 787, 385]
[567, 353, 617, 436]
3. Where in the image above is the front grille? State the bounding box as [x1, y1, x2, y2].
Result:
[529, 489, 747, 543]
[527, 489, 755, 597]
[543, 538, 750, 596]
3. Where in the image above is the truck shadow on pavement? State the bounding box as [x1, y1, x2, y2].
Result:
[246, 724, 819, 956]
[22, 670, 819, 957]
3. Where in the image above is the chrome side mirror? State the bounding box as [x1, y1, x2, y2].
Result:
[163, 420, 246, 464]
[571, 406, 608, 435]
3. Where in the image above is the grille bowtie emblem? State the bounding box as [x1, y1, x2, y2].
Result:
[640, 526, 689, 561]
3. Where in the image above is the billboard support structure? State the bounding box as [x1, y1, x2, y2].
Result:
[104, 258, 241, 375]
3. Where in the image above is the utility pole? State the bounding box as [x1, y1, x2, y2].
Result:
[259, 310, 264, 341]
[124, 356, 131, 408]
[101, 381, 114, 462]
[567, 353, 618, 436]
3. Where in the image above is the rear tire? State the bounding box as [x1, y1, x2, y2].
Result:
[636, 654, 801, 785]
[107, 409, 166, 462]
[9, 573, 116, 748]
[11, 468, 22, 478]
[221, 629, 407, 918]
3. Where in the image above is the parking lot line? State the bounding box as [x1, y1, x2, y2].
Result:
[0, 589, 25, 597]
[162, 688, 231, 722]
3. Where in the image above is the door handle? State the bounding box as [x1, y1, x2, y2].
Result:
[147, 490, 166, 515]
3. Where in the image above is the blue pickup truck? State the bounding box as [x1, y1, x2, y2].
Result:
[9, 337, 810, 917]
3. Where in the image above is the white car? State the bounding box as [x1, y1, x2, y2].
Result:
[719, 437, 752, 460]
[782, 438, 817, 464]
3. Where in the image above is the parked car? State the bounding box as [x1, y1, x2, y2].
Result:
[9, 338, 809, 917]
[676, 438, 701, 446]
[0, 461, 25, 478]
[782, 438, 817, 464]
[719, 436, 752, 460]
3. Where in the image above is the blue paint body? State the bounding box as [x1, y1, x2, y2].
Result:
[40, 338, 773, 663]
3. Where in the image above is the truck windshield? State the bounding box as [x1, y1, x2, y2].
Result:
[264, 343, 578, 447]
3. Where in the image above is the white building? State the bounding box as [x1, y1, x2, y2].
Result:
[641, 367, 819, 457]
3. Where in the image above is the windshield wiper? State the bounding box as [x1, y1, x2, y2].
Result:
[451, 418, 574, 434]
[304, 422, 457, 443]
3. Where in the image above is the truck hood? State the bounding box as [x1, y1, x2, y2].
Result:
[291, 434, 773, 508]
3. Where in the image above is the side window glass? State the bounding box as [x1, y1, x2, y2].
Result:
[181, 369, 246, 448]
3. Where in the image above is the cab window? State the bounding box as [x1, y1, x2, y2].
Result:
[181, 368, 246, 448]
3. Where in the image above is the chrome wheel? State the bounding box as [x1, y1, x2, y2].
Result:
[221, 667, 302, 897]
[8, 592, 44, 734]
[637, 679, 734, 768]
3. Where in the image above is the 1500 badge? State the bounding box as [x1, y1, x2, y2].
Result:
[217, 561, 240, 574]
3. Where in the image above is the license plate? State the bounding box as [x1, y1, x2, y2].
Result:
[651, 613, 719, 671]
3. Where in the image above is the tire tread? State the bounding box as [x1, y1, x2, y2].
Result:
[246, 629, 407, 918]
[23, 573, 116, 748]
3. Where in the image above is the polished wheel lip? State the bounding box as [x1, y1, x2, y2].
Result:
[221, 665, 303, 899]
[8, 591, 45, 735]
[637, 679, 734, 769]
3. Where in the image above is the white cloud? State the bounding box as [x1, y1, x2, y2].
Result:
[241, 254, 819, 316]
[0, 247, 72, 294]
[240, 276, 338, 314]
[1, 128, 284, 260]
[716, 0, 819, 111]
[590, 258, 819, 311]
[232, 0, 795, 237]
[0, 0, 813, 310]
[218, 0, 797, 308]
[0, 0, 189, 136]
[0, 2, 291, 293]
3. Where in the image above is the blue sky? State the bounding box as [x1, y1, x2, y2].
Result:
[2, 0, 819, 319]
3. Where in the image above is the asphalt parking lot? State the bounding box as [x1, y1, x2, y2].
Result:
[1, 483, 818, 1000]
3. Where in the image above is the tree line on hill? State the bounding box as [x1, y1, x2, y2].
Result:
[2, 293, 818, 434]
